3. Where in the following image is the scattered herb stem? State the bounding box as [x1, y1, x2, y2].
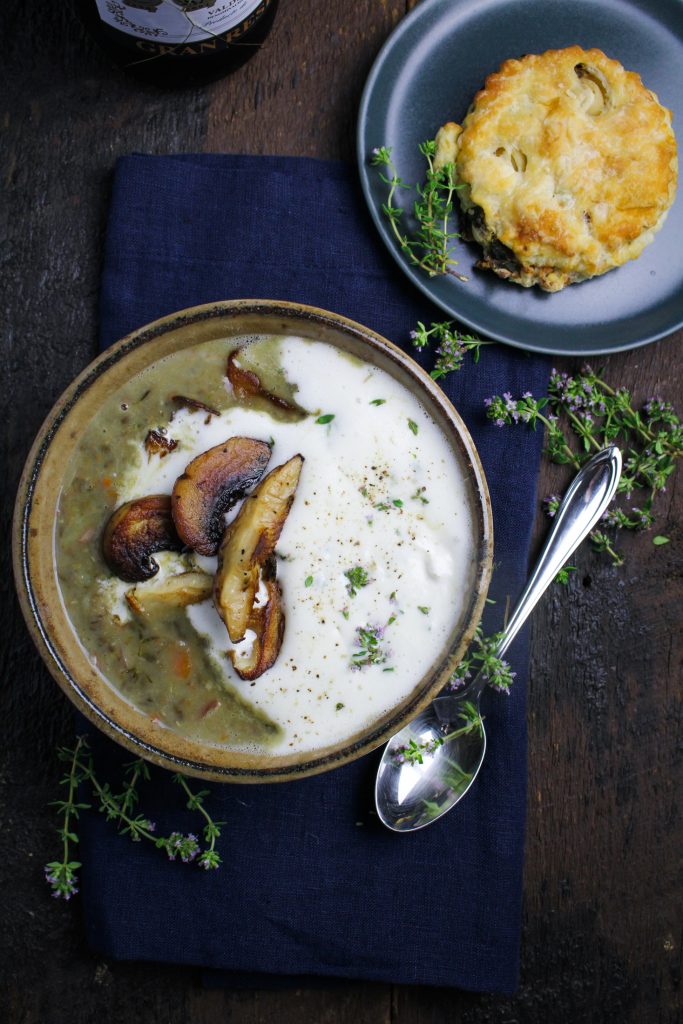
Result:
[411, 322, 679, 567]
[409, 319, 492, 379]
[449, 626, 516, 694]
[393, 702, 484, 767]
[44, 737, 88, 900]
[174, 774, 223, 870]
[370, 143, 465, 278]
[45, 737, 223, 899]
[118, 757, 149, 817]
[443, 708, 484, 744]
[485, 369, 681, 566]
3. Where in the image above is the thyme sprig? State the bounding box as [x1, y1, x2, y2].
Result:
[174, 774, 224, 870]
[392, 701, 484, 766]
[370, 143, 465, 278]
[448, 626, 516, 694]
[45, 737, 223, 899]
[351, 625, 389, 669]
[393, 735, 444, 766]
[410, 319, 490, 379]
[485, 368, 682, 565]
[44, 737, 89, 900]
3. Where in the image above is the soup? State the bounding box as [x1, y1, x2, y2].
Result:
[56, 334, 477, 755]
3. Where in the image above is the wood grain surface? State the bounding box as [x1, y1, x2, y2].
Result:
[1, 1, 681, 1021]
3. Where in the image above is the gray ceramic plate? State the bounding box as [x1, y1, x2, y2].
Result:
[357, 0, 683, 356]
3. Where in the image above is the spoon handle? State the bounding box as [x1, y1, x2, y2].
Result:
[495, 445, 621, 661]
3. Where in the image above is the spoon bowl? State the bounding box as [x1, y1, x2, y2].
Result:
[376, 703, 487, 831]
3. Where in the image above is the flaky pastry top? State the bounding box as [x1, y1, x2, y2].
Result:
[436, 47, 677, 290]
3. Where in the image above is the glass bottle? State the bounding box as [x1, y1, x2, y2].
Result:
[74, 0, 280, 85]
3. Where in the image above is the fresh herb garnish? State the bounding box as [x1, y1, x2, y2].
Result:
[410, 319, 489, 379]
[370, 142, 465, 278]
[45, 737, 223, 899]
[554, 565, 577, 585]
[44, 737, 88, 900]
[351, 625, 389, 669]
[485, 369, 683, 566]
[344, 566, 370, 597]
[448, 626, 516, 694]
[392, 703, 483, 766]
[408, 418, 419, 435]
[335, 702, 345, 711]
[411, 486, 429, 505]
[393, 736, 444, 766]
[417, 606, 430, 615]
[316, 413, 335, 425]
[653, 535, 670, 546]
[370, 398, 386, 406]
[305, 575, 314, 587]
[374, 498, 403, 511]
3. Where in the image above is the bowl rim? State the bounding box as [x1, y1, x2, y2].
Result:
[13, 299, 493, 782]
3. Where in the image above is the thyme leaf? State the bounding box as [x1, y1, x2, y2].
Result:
[344, 566, 370, 597]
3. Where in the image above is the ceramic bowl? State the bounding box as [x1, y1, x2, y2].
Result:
[13, 300, 493, 781]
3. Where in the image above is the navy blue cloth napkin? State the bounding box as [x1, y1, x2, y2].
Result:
[80, 154, 549, 994]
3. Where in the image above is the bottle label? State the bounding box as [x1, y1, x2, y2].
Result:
[94, 0, 266, 44]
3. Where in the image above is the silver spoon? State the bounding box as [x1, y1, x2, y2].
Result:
[375, 444, 622, 833]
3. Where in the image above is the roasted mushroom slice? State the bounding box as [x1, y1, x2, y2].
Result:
[230, 571, 285, 681]
[144, 428, 178, 459]
[171, 436, 272, 557]
[214, 454, 304, 644]
[103, 495, 183, 583]
[227, 349, 305, 415]
[170, 394, 221, 420]
[125, 570, 213, 615]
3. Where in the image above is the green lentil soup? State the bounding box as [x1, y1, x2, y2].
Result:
[57, 335, 298, 749]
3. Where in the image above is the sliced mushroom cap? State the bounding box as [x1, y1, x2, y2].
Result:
[230, 571, 285, 681]
[125, 570, 213, 615]
[171, 436, 272, 557]
[227, 349, 305, 415]
[103, 494, 183, 583]
[214, 454, 304, 644]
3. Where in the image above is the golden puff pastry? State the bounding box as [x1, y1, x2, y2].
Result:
[435, 47, 678, 291]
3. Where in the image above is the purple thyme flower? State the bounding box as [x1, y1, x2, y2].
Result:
[543, 495, 561, 518]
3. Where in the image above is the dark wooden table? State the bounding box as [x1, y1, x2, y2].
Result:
[2, 2, 681, 1021]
